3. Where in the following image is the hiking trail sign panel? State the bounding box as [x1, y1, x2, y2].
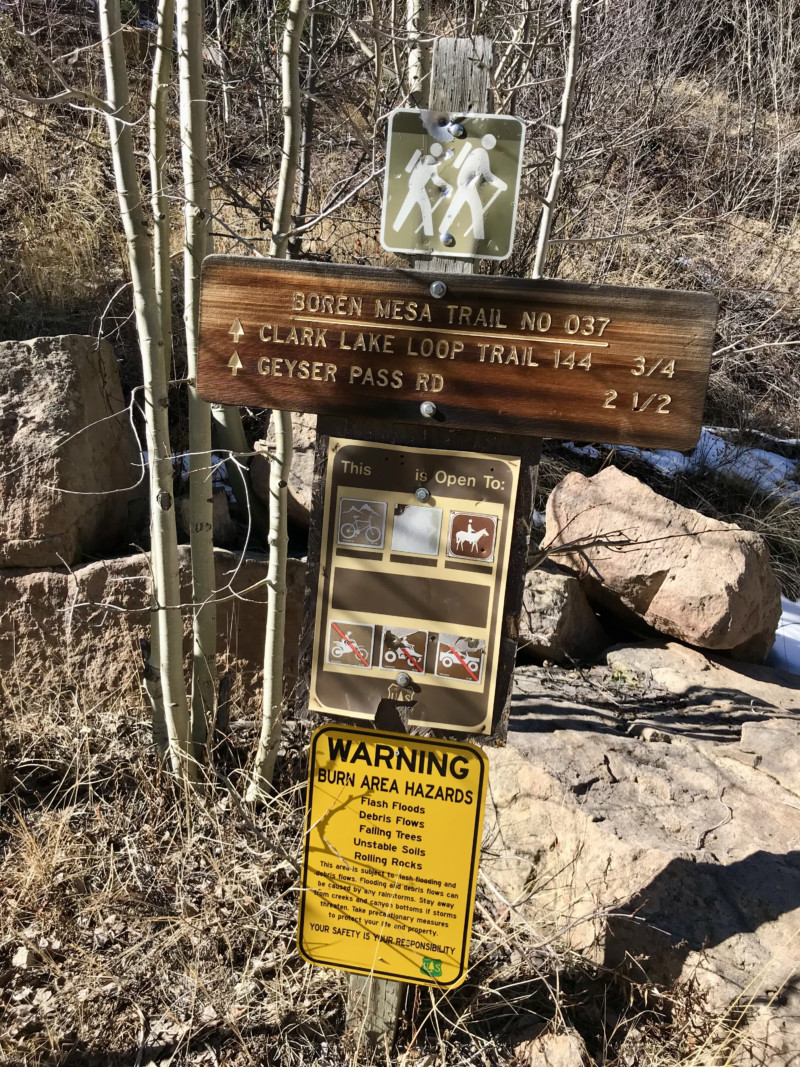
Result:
[309, 438, 519, 735]
[380, 109, 525, 260]
[197, 256, 717, 450]
[298, 725, 488, 987]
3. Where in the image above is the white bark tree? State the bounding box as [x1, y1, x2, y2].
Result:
[100, 0, 193, 785]
[532, 0, 583, 279]
[144, 0, 176, 753]
[406, 0, 427, 100]
[177, 0, 218, 750]
[247, 0, 308, 800]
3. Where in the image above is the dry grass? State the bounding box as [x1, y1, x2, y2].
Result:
[1, 3, 799, 1060]
[0, 679, 773, 1067]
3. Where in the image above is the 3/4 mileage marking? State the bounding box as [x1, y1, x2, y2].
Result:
[631, 357, 675, 378]
[198, 256, 718, 447]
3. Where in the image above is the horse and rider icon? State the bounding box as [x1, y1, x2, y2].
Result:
[447, 512, 498, 562]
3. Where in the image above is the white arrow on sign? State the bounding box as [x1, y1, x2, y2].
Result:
[229, 318, 244, 342]
[227, 352, 243, 376]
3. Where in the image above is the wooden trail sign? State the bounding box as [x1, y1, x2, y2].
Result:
[197, 256, 717, 450]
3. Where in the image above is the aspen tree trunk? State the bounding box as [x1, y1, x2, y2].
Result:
[246, 0, 307, 800]
[369, 0, 383, 122]
[246, 410, 292, 798]
[268, 0, 308, 261]
[145, 0, 176, 754]
[292, 5, 317, 251]
[99, 0, 193, 785]
[406, 0, 427, 99]
[177, 0, 218, 750]
[213, 0, 231, 127]
[531, 0, 582, 279]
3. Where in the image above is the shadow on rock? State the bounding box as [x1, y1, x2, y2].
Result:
[605, 849, 800, 987]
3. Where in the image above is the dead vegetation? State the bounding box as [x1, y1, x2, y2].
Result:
[0, 680, 755, 1066]
[1, 0, 800, 1062]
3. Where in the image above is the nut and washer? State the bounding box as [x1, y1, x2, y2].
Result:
[429, 280, 448, 299]
[420, 400, 437, 418]
[396, 672, 412, 688]
[414, 486, 431, 503]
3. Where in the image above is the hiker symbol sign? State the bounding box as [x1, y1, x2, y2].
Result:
[380, 109, 525, 260]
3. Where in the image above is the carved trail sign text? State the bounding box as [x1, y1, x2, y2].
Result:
[198, 256, 718, 449]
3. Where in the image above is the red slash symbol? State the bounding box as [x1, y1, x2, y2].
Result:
[447, 645, 479, 682]
[399, 646, 423, 673]
[331, 622, 370, 668]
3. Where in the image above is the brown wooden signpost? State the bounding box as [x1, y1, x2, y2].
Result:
[198, 257, 716, 450]
[196, 32, 718, 1050]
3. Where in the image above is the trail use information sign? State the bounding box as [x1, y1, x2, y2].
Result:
[380, 109, 525, 260]
[197, 256, 717, 449]
[309, 438, 520, 735]
[298, 725, 488, 987]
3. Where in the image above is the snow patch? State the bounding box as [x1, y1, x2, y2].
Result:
[766, 597, 800, 677]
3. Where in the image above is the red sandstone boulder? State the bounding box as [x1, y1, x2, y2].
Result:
[544, 467, 781, 661]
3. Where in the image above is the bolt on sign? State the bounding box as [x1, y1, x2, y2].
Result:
[298, 725, 488, 987]
[380, 109, 525, 260]
[197, 257, 717, 450]
[310, 438, 519, 735]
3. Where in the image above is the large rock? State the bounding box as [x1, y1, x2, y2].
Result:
[606, 642, 800, 713]
[519, 563, 608, 664]
[251, 412, 317, 529]
[0, 549, 306, 713]
[545, 467, 781, 661]
[515, 1032, 588, 1067]
[485, 659, 800, 1065]
[0, 336, 143, 567]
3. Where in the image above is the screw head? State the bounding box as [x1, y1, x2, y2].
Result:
[440, 232, 456, 248]
[429, 280, 448, 299]
[449, 122, 467, 139]
[420, 400, 437, 418]
[414, 486, 431, 503]
[396, 672, 412, 688]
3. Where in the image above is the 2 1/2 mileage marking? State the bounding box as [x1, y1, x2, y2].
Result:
[198, 256, 718, 448]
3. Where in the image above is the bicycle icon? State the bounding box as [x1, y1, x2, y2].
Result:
[340, 516, 382, 545]
[337, 498, 386, 549]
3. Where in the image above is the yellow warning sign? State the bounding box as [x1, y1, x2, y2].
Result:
[298, 725, 488, 987]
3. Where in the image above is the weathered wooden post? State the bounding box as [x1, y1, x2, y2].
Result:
[343, 35, 516, 1045]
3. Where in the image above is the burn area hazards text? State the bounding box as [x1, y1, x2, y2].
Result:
[319, 736, 477, 856]
[298, 725, 489, 987]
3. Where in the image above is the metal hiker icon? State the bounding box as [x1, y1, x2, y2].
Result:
[381, 109, 525, 260]
[439, 134, 508, 242]
[392, 142, 451, 237]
